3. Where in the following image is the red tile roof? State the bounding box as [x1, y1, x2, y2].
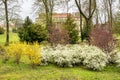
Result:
[52, 13, 73, 18]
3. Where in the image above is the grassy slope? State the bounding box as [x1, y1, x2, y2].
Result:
[0, 58, 120, 80]
[0, 32, 19, 45]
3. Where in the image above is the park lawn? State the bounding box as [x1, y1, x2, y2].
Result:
[0, 32, 19, 45]
[0, 56, 120, 80]
[0, 33, 120, 80]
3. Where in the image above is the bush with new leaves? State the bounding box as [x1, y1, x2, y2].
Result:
[90, 23, 115, 53]
[49, 26, 70, 45]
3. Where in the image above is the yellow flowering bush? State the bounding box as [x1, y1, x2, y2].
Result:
[26, 42, 41, 67]
[0, 45, 5, 54]
[5, 43, 25, 64]
[5, 42, 41, 67]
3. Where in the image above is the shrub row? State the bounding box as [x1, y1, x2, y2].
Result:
[42, 44, 109, 71]
[2, 43, 120, 70]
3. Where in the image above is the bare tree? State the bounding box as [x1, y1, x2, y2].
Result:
[34, 0, 55, 30]
[75, 0, 96, 41]
[2, 0, 9, 46]
[0, 0, 20, 46]
[108, 0, 114, 28]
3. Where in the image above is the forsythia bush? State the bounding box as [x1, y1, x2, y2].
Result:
[42, 44, 108, 70]
[5, 43, 25, 64]
[5, 42, 41, 67]
[26, 43, 41, 67]
[0, 45, 5, 54]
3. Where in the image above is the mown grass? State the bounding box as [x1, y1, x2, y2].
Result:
[0, 32, 19, 45]
[0, 56, 120, 80]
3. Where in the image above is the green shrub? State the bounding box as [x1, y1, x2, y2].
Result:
[18, 24, 48, 43]
[64, 16, 79, 44]
[18, 16, 32, 42]
[18, 16, 48, 43]
[0, 27, 5, 34]
[12, 28, 18, 33]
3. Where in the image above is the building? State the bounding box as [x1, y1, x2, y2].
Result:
[35, 12, 84, 31]
[52, 13, 72, 25]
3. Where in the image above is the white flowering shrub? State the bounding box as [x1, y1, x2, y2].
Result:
[110, 49, 120, 67]
[42, 45, 74, 67]
[116, 54, 120, 67]
[82, 45, 108, 70]
[42, 44, 108, 70]
[41, 46, 56, 65]
[54, 52, 73, 67]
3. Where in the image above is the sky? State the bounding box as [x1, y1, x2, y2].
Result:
[19, 0, 76, 22]
[18, 0, 120, 23]
[19, 0, 35, 22]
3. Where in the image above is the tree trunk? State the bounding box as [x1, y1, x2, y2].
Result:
[109, 0, 113, 28]
[4, 1, 9, 46]
[86, 19, 91, 45]
[75, 0, 96, 42]
[49, 0, 53, 27]
[79, 0, 83, 42]
[80, 14, 83, 42]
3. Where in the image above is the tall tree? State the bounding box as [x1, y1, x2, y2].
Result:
[34, 0, 55, 30]
[108, 0, 113, 28]
[77, 0, 83, 42]
[0, 0, 20, 46]
[2, 0, 9, 46]
[64, 15, 79, 44]
[75, 0, 96, 41]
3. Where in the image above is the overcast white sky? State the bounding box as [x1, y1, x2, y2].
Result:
[19, 0, 76, 22]
[20, 0, 35, 21]
[19, 0, 119, 23]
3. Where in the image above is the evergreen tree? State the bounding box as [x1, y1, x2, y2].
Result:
[18, 16, 48, 43]
[64, 16, 79, 44]
[23, 16, 32, 28]
[18, 16, 33, 42]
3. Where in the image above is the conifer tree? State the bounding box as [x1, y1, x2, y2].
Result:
[64, 16, 79, 44]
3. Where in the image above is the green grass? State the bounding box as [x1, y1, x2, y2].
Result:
[0, 57, 120, 80]
[0, 33, 120, 80]
[0, 32, 19, 45]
